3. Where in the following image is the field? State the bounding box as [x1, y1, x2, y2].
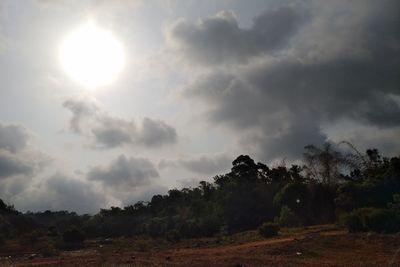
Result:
[1, 225, 399, 266]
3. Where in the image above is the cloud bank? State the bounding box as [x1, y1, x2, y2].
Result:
[168, 0, 400, 161]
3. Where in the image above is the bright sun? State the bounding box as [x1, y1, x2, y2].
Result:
[59, 22, 125, 89]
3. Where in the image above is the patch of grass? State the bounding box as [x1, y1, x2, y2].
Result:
[259, 222, 280, 238]
[95, 237, 171, 253]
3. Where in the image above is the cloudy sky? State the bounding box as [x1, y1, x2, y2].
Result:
[0, 0, 399, 213]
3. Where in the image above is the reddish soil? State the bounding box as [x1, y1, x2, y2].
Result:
[1, 225, 399, 266]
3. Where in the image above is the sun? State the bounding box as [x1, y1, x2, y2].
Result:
[59, 22, 125, 89]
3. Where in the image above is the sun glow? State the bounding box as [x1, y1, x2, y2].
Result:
[59, 22, 125, 89]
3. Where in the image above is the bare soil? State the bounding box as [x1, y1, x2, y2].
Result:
[1, 225, 399, 266]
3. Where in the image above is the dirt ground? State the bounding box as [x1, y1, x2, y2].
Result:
[1, 225, 399, 266]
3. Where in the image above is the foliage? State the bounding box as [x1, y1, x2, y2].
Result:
[276, 206, 302, 227]
[339, 210, 366, 232]
[258, 222, 279, 238]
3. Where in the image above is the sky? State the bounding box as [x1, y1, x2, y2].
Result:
[0, 0, 399, 214]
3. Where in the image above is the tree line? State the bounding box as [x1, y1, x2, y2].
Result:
[1, 143, 399, 245]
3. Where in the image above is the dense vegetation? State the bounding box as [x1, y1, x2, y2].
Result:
[1, 143, 399, 247]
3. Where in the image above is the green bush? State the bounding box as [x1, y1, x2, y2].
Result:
[258, 222, 279, 238]
[277, 206, 302, 227]
[339, 212, 365, 232]
[340, 207, 399, 233]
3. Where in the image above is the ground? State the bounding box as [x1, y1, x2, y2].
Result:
[1, 225, 399, 266]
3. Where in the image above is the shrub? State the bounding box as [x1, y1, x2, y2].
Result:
[165, 229, 181, 242]
[365, 209, 398, 233]
[273, 183, 308, 213]
[277, 206, 302, 227]
[39, 239, 59, 257]
[20, 230, 41, 245]
[340, 207, 399, 233]
[258, 222, 279, 238]
[339, 212, 364, 232]
[62, 227, 85, 244]
[47, 226, 59, 237]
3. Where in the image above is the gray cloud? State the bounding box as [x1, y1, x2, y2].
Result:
[91, 116, 136, 148]
[138, 118, 177, 147]
[180, 154, 231, 175]
[88, 154, 159, 188]
[63, 97, 177, 148]
[15, 173, 108, 214]
[0, 123, 30, 153]
[0, 122, 49, 180]
[159, 154, 231, 175]
[0, 150, 34, 178]
[166, 7, 303, 65]
[63, 97, 100, 134]
[178, 0, 400, 161]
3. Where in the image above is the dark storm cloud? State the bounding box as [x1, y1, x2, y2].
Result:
[167, 7, 303, 64]
[88, 155, 159, 188]
[177, 0, 400, 161]
[63, 97, 177, 148]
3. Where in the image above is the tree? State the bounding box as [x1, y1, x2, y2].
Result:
[303, 143, 349, 184]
